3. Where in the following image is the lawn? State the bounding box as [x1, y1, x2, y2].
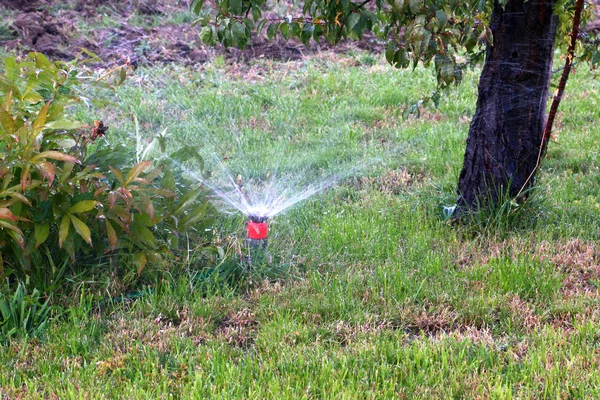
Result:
[1, 48, 600, 398]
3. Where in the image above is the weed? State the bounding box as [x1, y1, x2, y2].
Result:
[0, 282, 55, 341]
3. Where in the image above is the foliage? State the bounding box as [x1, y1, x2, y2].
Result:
[191, 0, 599, 95]
[0, 281, 54, 341]
[0, 53, 217, 291]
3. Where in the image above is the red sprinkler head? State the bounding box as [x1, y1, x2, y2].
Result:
[247, 220, 268, 240]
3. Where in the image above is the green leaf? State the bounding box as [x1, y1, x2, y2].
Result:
[408, 0, 423, 13]
[33, 52, 52, 68]
[280, 22, 291, 40]
[44, 135, 77, 149]
[229, 0, 242, 14]
[257, 19, 268, 34]
[2, 90, 13, 113]
[131, 223, 157, 248]
[394, 48, 409, 68]
[68, 200, 98, 214]
[385, 42, 396, 64]
[301, 23, 313, 46]
[200, 26, 213, 44]
[140, 194, 155, 221]
[592, 51, 600, 66]
[33, 102, 50, 131]
[105, 219, 117, 250]
[346, 12, 361, 31]
[4, 226, 25, 249]
[58, 214, 70, 248]
[118, 67, 127, 86]
[162, 169, 176, 192]
[251, 6, 261, 21]
[0, 108, 15, 134]
[181, 203, 208, 226]
[109, 166, 124, 186]
[465, 28, 477, 52]
[174, 188, 204, 215]
[45, 120, 85, 130]
[133, 213, 154, 227]
[78, 47, 102, 62]
[34, 223, 50, 247]
[266, 23, 277, 40]
[70, 215, 92, 246]
[440, 62, 455, 84]
[133, 252, 147, 277]
[231, 21, 247, 46]
[4, 57, 18, 82]
[436, 9, 447, 28]
[191, 0, 204, 14]
[0, 191, 31, 207]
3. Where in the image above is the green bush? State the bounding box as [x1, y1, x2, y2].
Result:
[0, 53, 217, 292]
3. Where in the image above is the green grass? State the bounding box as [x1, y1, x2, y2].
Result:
[2, 52, 600, 398]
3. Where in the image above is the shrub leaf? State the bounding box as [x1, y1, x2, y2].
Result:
[34, 223, 50, 247]
[68, 200, 98, 214]
[58, 214, 70, 248]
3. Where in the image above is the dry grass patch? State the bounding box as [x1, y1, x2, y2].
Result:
[330, 319, 393, 346]
[389, 304, 459, 336]
[239, 116, 273, 131]
[507, 295, 542, 331]
[353, 167, 427, 194]
[452, 238, 600, 298]
[104, 307, 213, 352]
[544, 239, 600, 297]
[216, 308, 258, 347]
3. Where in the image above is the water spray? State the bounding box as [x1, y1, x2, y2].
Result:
[167, 147, 396, 264]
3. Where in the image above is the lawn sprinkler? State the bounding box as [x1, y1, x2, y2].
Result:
[247, 215, 268, 249]
[244, 211, 270, 264]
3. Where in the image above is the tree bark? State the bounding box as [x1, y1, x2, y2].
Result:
[456, 0, 558, 214]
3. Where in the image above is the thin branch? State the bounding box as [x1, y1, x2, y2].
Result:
[542, 0, 585, 155]
[356, 0, 373, 9]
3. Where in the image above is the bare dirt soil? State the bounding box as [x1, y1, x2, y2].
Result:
[1, 0, 598, 67]
[0, 0, 384, 66]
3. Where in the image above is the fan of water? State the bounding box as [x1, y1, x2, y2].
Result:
[177, 154, 343, 221]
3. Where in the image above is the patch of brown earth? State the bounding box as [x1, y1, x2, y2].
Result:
[587, 0, 600, 32]
[0, 0, 38, 11]
[0, 0, 384, 67]
[5, 9, 73, 59]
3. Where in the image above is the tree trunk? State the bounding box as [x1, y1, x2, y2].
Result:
[456, 0, 558, 214]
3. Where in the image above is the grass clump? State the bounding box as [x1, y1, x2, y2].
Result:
[0, 282, 54, 341]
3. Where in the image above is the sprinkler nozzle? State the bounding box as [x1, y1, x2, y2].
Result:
[246, 219, 268, 256]
[248, 214, 268, 223]
[247, 220, 268, 240]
